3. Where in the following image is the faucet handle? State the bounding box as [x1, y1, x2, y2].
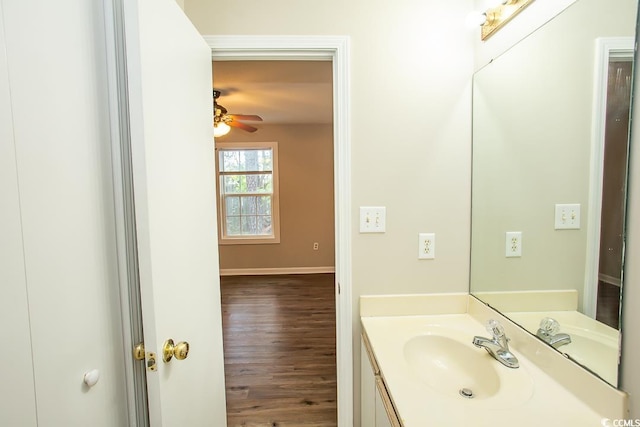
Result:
[539, 317, 560, 335]
[486, 319, 505, 338]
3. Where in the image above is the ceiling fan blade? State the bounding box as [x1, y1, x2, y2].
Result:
[228, 114, 263, 122]
[228, 120, 258, 133]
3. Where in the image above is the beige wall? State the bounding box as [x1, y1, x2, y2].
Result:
[185, 1, 475, 424]
[217, 124, 335, 271]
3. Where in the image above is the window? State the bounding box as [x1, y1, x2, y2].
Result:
[215, 142, 280, 244]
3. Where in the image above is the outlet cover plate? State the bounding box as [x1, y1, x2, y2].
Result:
[418, 233, 435, 259]
[506, 231, 522, 257]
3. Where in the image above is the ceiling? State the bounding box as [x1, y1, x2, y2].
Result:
[211, 60, 333, 126]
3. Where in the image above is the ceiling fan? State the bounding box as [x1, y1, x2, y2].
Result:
[213, 89, 263, 137]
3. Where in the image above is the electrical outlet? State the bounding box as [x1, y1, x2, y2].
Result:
[359, 207, 386, 233]
[313, 242, 319, 250]
[555, 203, 581, 229]
[418, 233, 435, 259]
[505, 231, 522, 257]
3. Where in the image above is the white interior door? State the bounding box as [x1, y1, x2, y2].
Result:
[122, 0, 227, 424]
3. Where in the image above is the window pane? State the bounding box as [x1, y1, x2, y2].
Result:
[241, 196, 257, 215]
[256, 196, 271, 215]
[225, 196, 240, 216]
[258, 215, 272, 234]
[220, 148, 273, 173]
[241, 216, 257, 234]
[246, 174, 272, 193]
[220, 150, 240, 172]
[240, 149, 272, 172]
[222, 174, 272, 194]
[226, 217, 241, 236]
[222, 175, 241, 193]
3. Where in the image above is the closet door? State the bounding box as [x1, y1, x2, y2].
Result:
[1, 0, 129, 425]
[0, 2, 37, 423]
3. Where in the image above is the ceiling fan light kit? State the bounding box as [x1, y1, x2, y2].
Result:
[213, 89, 263, 137]
[214, 121, 231, 137]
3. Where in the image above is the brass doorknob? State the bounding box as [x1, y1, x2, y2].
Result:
[162, 339, 190, 363]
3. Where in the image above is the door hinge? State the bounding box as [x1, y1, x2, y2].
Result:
[338, 282, 341, 294]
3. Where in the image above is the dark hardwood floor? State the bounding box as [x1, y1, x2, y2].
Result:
[596, 280, 621, 329]
[220, 274, 337, 427]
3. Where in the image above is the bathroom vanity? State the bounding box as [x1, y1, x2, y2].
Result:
[360, 294, 627, 426]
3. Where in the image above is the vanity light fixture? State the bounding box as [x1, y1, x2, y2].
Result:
[213, 121, 230, 138]
[477, 0, 535, 41]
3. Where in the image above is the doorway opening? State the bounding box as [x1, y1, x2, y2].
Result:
[207, 35, 353, 427]
[213, 58, 337, 425]
[585, 37, 634, 328]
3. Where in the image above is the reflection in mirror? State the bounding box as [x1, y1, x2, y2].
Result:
[470, 0, 637, 387]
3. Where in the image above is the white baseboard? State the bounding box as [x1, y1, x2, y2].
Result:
[599, 273, 622, 287]
[219, 266, 335, 276]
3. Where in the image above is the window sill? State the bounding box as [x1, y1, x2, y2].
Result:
[219, 236, 281, 245]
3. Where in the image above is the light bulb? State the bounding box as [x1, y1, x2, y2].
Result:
[466, 11, 488, 28]
[214, 122, 230, 138]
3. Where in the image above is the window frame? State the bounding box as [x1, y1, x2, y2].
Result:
[215, 141, 281, 245]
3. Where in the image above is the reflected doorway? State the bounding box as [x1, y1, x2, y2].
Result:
[596, 57, 633, 329]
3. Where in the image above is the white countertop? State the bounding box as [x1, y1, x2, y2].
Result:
[360, 294, 627, 426]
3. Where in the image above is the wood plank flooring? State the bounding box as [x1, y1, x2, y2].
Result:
[596, 280, 621, 329]
[220, 274, 337, 427]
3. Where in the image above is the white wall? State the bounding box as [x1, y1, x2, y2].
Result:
[184, 1, 475, 424]
[0, 0, 129, 424]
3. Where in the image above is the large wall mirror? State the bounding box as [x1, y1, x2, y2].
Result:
[471, 0, 637, 388]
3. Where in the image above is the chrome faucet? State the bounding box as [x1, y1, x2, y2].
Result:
[536, 317, 571, 349]
[472, 319, 519, 368]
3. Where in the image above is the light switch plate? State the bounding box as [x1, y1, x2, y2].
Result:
[359, 207, 386, 233]
[555, 203, 581, 230]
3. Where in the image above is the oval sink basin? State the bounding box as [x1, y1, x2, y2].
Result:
[404, 335, 500, 399]
[403, 332, 534, 407]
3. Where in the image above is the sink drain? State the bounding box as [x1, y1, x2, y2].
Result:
[459, 388, 475, 399]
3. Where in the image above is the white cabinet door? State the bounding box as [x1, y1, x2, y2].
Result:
[122, 0, 227, 424]
[361, 339, 376, 427]
[374, 380, 394, 427]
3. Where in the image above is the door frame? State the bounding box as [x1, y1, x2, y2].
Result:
[584, 37, 634, 318]
[205, 35, 353, 426]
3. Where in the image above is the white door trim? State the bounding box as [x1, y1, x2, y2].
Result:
[204, 35, 353, 426]
[584, 37, 634, 318]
